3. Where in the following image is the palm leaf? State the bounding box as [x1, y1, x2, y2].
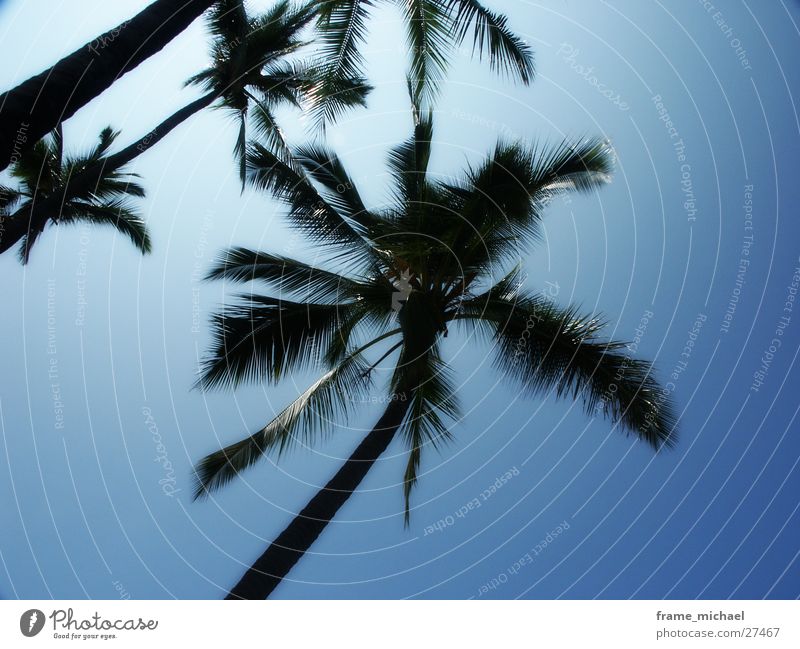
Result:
[392, 338, 459, 523]
[234, 112, 248, 186]
[293, 143, 372, 224]
[207, 0, 248, 43]
[441, 138, 614, 267]
[246, 0, 316, 59]
[302, 68, 373, 130]
[401, 0, 453, 105]
[62, 200, 152, 255]
[386, 101, 434, 208]
[246, 139, 377, 258]
[458, 289, 676, 448]
[0, 184, 23, 211]
[444, 0, 535, 83]
[17, 225, 44, 265]
[194, 350, 371, 497]
[205, 246, 364, 303]
[198, 296, 367, 389]
[311, 0, 374, 127]
[90, 172, 146, 200]
[10, 137, 55, 193]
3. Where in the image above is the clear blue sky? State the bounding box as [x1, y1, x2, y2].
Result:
[0, 0, 799, 599]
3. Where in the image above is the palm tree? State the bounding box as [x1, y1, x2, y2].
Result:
[0, 0, 367, 260]
[310, 0, 535, 123]
[192, 97, 677, 599]
[0, 0, 218, 173]
[0, 125, 150, 262]
[1, 0, 533, 260]
[183, 0, 370, 182]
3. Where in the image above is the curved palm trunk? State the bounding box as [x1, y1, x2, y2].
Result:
[0, 0, 216, 172]
[227, 392, 411, 600]
[0, 91, 216, 256]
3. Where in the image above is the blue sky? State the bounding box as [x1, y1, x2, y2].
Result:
[0, 0, 799, 599]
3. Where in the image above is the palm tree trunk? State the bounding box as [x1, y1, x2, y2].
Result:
[0, 91, 216, 256]
[226, 392, 411, 600]
[0, 0, 217, 172]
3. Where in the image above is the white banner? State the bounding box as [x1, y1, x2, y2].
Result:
[0, 601, 797, 648]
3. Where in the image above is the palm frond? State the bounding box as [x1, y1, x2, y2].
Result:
[52, 123, 64, 167]
[444, 0, 535, 83]
[394, 342, 459, 523]
[303, 69, 373, 130]
[198, 296, 366, 390]
[247, 99, 299, 174]
[307, 0, 382, 128]
[95, 126, 118, 159]
[246, 140, 377, 257]
[252, 60, 308, 107]
[386, 104, 434, 208]
[531, 137, 615, 194]
[0, 184, 23, 211]
[17, 224, 45, 265]
[206, 0, 249, 44]
[10, 137, 56, 193]
[323, 282, 399, 365]
[247, 0, 316, 59]
[7, 124, 149, 263]
[440, 138, 614, 267]
[293, 143, 371, 224]
[205, 246, 363, 303]
[90, 172, 146, 200]
[457, 290, 676, 448]
[402, 0, 453, 105]
[313, 0, 373, 119]
[63, 200, 152, 255]
[239, 112, 251, 186]
[194, 350, 371, 497]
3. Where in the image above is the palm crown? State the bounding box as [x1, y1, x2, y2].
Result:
[193, 94, 677, 520]
[312, 0, 536, 121]
[0, 126, 150, 262]
[186, 0, 371, 182]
